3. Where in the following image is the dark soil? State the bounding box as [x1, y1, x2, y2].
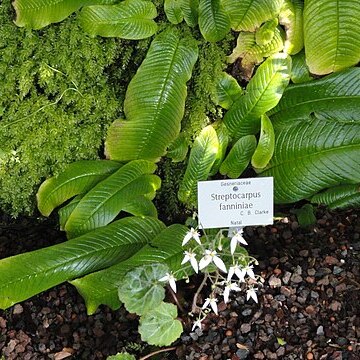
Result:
[0, 208, 359, 360]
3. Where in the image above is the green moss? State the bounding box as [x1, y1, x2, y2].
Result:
[182, 32, 235, 139]
[0, 1, 150, 216]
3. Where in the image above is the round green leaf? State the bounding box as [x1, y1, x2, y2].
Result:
[118, 263, 168, 316]
[139, 302, 183, 346]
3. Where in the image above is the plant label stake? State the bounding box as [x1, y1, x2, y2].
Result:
[197, 177, 273, 229]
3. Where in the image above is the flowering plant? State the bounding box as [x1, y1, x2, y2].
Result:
[160, 216, 262, 332]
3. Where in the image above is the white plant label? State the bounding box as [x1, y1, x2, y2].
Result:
[197, 177, 274, 229]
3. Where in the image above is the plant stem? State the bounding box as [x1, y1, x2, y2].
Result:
[139, 346, 177, 360]
[192, 273, 208, 313]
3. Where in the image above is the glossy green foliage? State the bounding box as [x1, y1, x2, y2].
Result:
[227, 27, 285, 78]
[224, 0, 284, 31]
[215, 72, 244, 110]
[164, 0, 199, 26]
[0, 2, 144, 216]
[209, 123, 229, 176]
[255, 18, 278, 46]
[37, 160, 121, 216]
[105, 29, 199, 162]
[220, 135, 257, 178]
[13, 0, 115, 29]
[164, 0, 184, 24]
[64, 160, 159, 237]
[71, 224, 187, 314]
[262, 68, 360, 203]
[311, 184, 360, 210]
[304, 0, 360, 75]
[251, 114, 275, 169]
[79, 1, 158, 39]
[279, 0, 303, 55]
[167, 133, 189, 162]
[178, 125, 219, 206]
[0, 217, 164, 309]
[118, 263, 168, 315]
[198, 0, 231, 42]
[139, 302, 183, 346]
[290, 50, 314, 84]
[224, 53, 291, 141]
[269, 68, 360, 125]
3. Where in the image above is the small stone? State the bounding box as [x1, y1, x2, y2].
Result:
[335, 283, 347, 293]
[336, 337, 348, 346]
[290, 274, 302, 284]
[329, 300, 341, 312]
[241, 308, 252, 316]
[280, 286, 294, 297]
[13, 304, 23, 315]
[269, 275, 282, 288]
[299, 250, 309, 257]
[305, 276, 315, 284]
[282, 271, 292, 284]
[333, 266, 343, 275]
[282, 230, 292, 240]
[324, 256, 339, 265]
[306, 352, 314, 360]
[240, 323, 251, 334]
[269, 257, 279, 265]
[305, 305, 316, 315]
[226, 330, 233, 337]
[276, 347, 285, 357]
[317, 275, 330, 286]
[311, 291, 319, 299]
[236, 348, 250, 359]
[307, 268, 316, 276]
[316, 325, 324, 336]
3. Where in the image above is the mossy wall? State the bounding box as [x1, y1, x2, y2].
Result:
[0, 1, 150, 216]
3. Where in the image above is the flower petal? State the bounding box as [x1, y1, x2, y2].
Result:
[213, 255, 227, 273]
[199, 255, 212, 270]
[190, 256, 199, 273]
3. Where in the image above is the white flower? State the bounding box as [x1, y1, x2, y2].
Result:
[199, 249, 227, 273]
[227, 264, 246, 282]
[229, 228, 248, 254]
[182, 227, 201, 246]
[246, 287, 258, 303]
[159, 272, 177, 293]
[244, 265, 256, 280]
[223, 282, 241, 303]
[202, 297, 218, 315]
[192, 319, 202, 331]
[181, 250, 199, 273]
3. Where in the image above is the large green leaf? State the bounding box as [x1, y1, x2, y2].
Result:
[311, 184, 360, 210]
[71, 224, 187, 314]
[269, 68, 360, 126]
[251, 114, 275, 169]
[220, 135, 257, 178]
[167, 133, 189, 163]
[290, 50, 314, 84]
[261, 70, 360, 203]
[13, 0, 115, 29]
[304, 0, 360, 75]
[65, 160, 159, 237]
[223, 0, 284, 32]
[79, 0, 157, 39]
[228, 27, 285, 78]
[181, 0, 199, 27]
[105, 29, 198, 162]
[261, 118, 360, 203]
[164, 0, 184, 24]
[279, 0, 303, 55]
[178, 125, 219, 206]
[0, 217, 165, 309]
[198, 0, 231, 42]
[37, 160, 121, 217]
[223, 53, 291, 141]
[139, 302, 183, 346]
[215, 72, 244, 110]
